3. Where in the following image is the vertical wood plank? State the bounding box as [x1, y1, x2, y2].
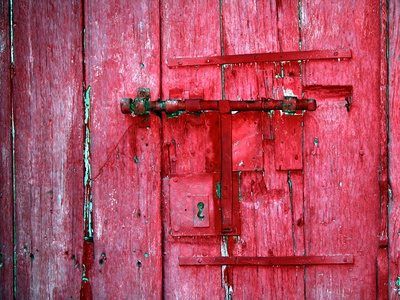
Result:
[161, 0, 224, 298]
[389, 1, 400, 298]
[222, 1, 306, 298]
[85, 1, 163, 298]
[12, 1, 84, 298]
[377, 1, 389, 299]
[302, 0, 381, 298]
[0, 1, 13, 298]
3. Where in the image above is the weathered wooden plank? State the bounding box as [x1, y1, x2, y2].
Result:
[12, 1, 84, 298]
[0, 1, 13, 298]
[274, 114, 303, 171]
[222, 0, 306, 298]
[302, 0, 381, 298]
[389, 1, 400, 298]
[162, 113, 221, 176]
[84, 0, 163, 298]
[232, 111, 263, 172]
[161, 0, 224, 298]
[377, 1, 389, 299]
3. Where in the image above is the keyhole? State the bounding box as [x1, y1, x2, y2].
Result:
[197, 202, 205, 220]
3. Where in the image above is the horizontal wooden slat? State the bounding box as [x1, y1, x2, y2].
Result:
[179, 255, 354, 266]
[168, 49, 352, 67]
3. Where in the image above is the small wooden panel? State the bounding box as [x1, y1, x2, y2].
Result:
[232, 111, 264, 171]
[162, 113, 220, 176]
[274, 114, 303, 171]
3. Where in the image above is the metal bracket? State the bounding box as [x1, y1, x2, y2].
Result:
[179, 255, 354, 266]
[120, 89, 316, 116]
[168, 49, 352, 68]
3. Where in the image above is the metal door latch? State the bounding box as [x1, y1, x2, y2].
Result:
[120, 88, 317, 236]
[120, 88, 316, 116]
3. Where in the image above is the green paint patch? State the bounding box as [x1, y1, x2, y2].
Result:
[159, 101, 167, 110]
[396, 277, 400, 289]
[83, 86, 93, 239]
[166, 110, 184, 118]
[216, 182, 221, 199]
[81, 264, 89, 282]
[283, 110, 296, 115]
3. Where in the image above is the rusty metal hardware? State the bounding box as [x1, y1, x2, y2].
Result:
[168, 49, 352, 67]
[120, 93, 317, 116]
[121, 88, 317, 236]
[179, 255, 354, 266]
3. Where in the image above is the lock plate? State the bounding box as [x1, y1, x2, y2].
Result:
[167, 173, 221, 236]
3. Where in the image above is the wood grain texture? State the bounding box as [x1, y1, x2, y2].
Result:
[274, 114, 303, 171]
[377, 1, 389, 299]
[302, 0, 381, 298]
[84, 0, 163, 298]
[161, 0, 224, 298]
[0, 1, 13, 298]
[389, 1, 400, 298]
[222, 1, 306, 298]
[1, 0, 394, 298]
[12, 1, 84, 298]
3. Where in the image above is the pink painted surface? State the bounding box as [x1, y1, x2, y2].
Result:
[302, 0, 383, 298]
[161, 0, 224, 298]
[11, 1, 84, 298]
[0, 1, 13, 298]
[389, 1, 400, 298]
[1, 0, 399, 299]
[84, 0, 163, 298]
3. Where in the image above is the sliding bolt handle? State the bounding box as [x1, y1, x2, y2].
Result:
[120, 88, 317, 116]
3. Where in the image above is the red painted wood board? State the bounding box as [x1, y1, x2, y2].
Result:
[222, 1, 307, 298]
[84, 0, 163, 298]
[1, 0, 398, 298]
[377, 2, 389, 299]
[389, 1, 400, 298]
[162, 113, 221, 175]
[274, 114, 303, 171]
[0, 1, 13, 298]
[302, 0, 382, 298]
[232, 111, 264, 172]
[160, 0, 225, 298]
[11, 1, 84, 298]
[168, 173, 221, 236]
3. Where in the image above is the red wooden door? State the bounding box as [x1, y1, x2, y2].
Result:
[1, 0, 396, 299]
[153, 0, 385, 298]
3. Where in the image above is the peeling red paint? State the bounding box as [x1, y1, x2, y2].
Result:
[1, 0, 400, 299]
